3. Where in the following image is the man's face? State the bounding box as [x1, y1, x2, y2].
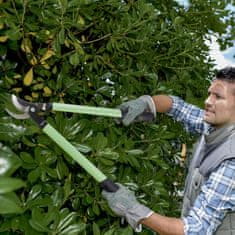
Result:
[204, 79, 235, 127]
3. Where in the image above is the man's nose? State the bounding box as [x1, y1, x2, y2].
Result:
[205, 95, 213, 106]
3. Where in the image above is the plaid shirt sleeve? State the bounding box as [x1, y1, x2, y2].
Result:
[183, 159, 235, 235]
[166, 96, 209, 135]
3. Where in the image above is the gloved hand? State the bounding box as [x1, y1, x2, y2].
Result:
[119, 95, 156, 126]
[102, 183, 153, 232]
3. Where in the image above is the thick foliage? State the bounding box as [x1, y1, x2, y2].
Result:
[0, 0, 234, 234]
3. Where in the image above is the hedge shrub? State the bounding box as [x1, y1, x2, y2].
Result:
[0, 0, 234, 234]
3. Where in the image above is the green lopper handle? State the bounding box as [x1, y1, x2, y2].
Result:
[42, 123, 119, 192]
[43, 123, 106, 182]
[52, 103, 122, 118]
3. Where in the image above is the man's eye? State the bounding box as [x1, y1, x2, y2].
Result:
[215, 94, 222, 99]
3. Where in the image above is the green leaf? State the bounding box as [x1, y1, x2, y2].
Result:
[58, 28, 65, 44]
[45, 166, 57, 179]
[0, 145, 21, 176]
[51, 188, 64, 207]
[52, 35, 61, 55]
[69, 52, 80, 66]
[60, 223, 86, 235]
[22, 136, 37, 147]
[63, 175, 73, 200]
[174, 16, 184, 25]
[93, 133, 108, 151]
[28, 168, 41, 183]
[27, 184, 42, 201]
[0, 177, 25, 193]
[57, 212, 78, 232]
[103, 228, 115, 235]
[125, 149, 144, 155]
[0, 192, 23, 214]
[92, 222, 100, 235]
[75, 144, 92, 153]
[99, 158, 114, 166]
[92, 202, 100, 216]
[0, 117, 26, 142]
[20, 152, 34, 164]
[26, 196, 52, 208]
[0, 44, 7, 57]
[5, 28, 22, 40]
[127, 156, 140, 168]
[121, 226, 133, 235]
[97, 148, 119, 160]
[29, 207, 58, 232]
[43, 207, 59, 227]
[59, 0, 68, 12]
[56, 158, 69, 180]
[29, 219, 51, 233]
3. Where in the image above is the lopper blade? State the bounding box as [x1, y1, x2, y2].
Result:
[5, 95, 30, 119]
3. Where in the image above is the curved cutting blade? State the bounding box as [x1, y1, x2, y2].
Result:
[5, 95, 30, 119]
[5, 109, 30, 119]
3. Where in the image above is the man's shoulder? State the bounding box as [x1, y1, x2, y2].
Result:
[219, 158, 235, 172]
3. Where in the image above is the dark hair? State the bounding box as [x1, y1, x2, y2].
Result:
[216, 67, 235, 82]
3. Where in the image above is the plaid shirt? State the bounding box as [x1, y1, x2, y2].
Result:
[167, 96, 235, 235]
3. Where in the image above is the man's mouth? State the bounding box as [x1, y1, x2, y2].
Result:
[205, 109, 215, 115]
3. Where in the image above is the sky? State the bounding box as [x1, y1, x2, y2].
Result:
[175, 0, 235, 69]
[208, 36, 235, 69]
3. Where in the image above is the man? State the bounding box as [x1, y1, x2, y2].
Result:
[102, 67, 235, 234]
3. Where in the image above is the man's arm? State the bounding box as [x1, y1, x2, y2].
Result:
[118, 94, 208, 134]
[141, 213, 184, 235]
[141, 159, 235, 235]
[102, 160, 235, 234]
[102, 183, 185, 234]
[152, 95, 173, 113]
[152, 95, 208, 134]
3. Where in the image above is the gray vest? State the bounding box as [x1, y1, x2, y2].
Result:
[182, 124, 235, 235]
